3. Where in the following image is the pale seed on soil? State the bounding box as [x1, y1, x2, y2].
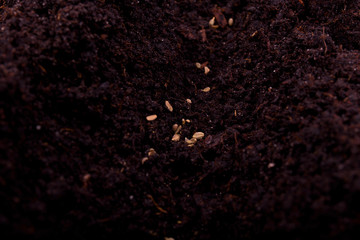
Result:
[192, 132, 205, 139]
[172, 124, 179, 132]
[83, 174, 91, 182]
[204, 66, 210, 74]
[172, 134, 180, 142]
[209, 17, 219, 28]
[201, 87, 210, 92]
[175, 125, 182, 134]
[148, 148, 156, 156]
[146, 115, 157, 121]
[185, 137, 197, 145]
[186, 99, 192, 104]
[195, 62, 202, 69]
[165, 100, 173, 112]
[209, 17, 215, 26]
[228, 18, 234, 26]
[250, 30, 258, 38]
[268, 163, 275, 168]
[141, 157, 149, 164]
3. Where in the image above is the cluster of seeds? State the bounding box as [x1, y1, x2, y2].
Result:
[171, 119, 205, 147]
[209, 11, 234, 28]
[142, 12, 235, 159]
[195, 61, 210, 75]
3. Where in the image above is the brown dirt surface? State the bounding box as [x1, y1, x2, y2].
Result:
[1, 0, 360, 239]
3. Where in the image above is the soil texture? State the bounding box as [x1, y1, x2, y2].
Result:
[1, 0, 360, 239]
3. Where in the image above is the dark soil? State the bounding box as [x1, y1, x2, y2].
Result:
[1, 0, 360, 239]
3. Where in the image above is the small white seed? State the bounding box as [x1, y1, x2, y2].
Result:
[204, 66, 210, 75]
[201, 87, 210, 92]
[250, 31, 258, 38]
[148, 148, 156, 156]
[172, 134, 180, 142]
[209, 17, 215, 26]
[268, 163, 275, 168]
[228, 18, 234, 26]
[174, 125, 182, 134]
[141, 157, 149, 164]
[146, 115, 157, 121]
[195, 62, 202, 69]
[83, 174, 91, 182]
[165, 100, 173, 112]
[186, 99, 192, 104]
[185, 137, 197, 145]
[172, 124, 179, 132]
[186, 119, 191, 123]
[192, 132, 205, 139]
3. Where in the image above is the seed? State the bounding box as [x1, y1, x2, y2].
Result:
[268, 163, 275, 168]
[195, 62, 202, 69]
[186, 119, 191, 123]
[172, 124, 179, 132]
[204, 66, 210, 74]
[174, 125, 182, 134]
[172, 134, 180, 142]
[141, 157, 149, 164]
[208, 17, 219, 29]
[148, 148, 156, 156]
[250, 30, 258, 38]
[209, 17, 215, 26]
[192, 132, 205, 139]
[83, 174, 91, 182]
[201, 87, 210, 92]
[228, 18, 234, 26]
[146, 115, 157, 121]
[186, 99, 192, 104]
[165, 100, 173, 112]
[182, 118, 186, 125]
[185, 137, 197, 145]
